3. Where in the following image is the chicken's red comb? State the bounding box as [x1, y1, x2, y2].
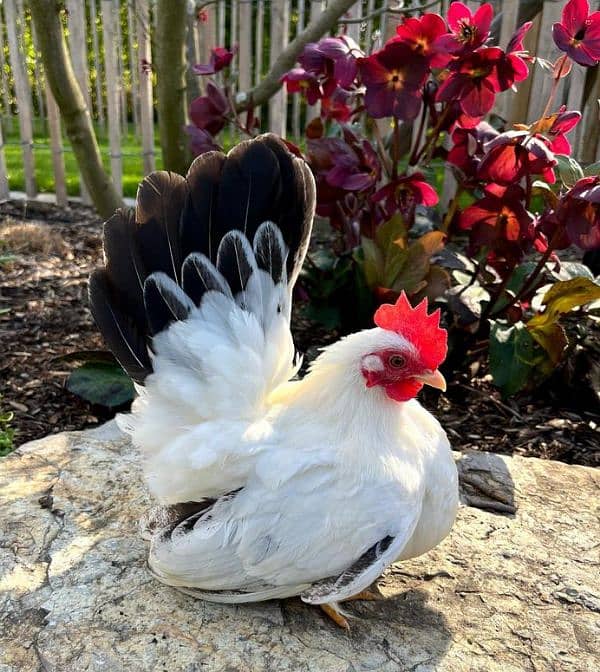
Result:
[374, 292, 448, 370]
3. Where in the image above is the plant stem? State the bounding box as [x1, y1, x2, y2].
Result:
[372, 121, 393, 179]
[408, 104, 427, 166]
[392, 119, 401, 180]
[480, 259, 518, 324]
[540, 54, 569, 121]
[491, 227, 562, 318]
[441, 187, 463, 233]
[412, 105, 450, 166]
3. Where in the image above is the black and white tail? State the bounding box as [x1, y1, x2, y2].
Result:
[89, 134, 316, 385]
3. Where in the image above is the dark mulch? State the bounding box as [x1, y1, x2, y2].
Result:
[1, 199, 598, 467]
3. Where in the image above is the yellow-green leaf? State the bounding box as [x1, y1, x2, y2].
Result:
[528, 277, 600, 329]
[529, 322, 568, 366]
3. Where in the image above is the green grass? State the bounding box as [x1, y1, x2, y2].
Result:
[3, 116, 164, 199]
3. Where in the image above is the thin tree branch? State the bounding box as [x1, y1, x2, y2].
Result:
[338, 0, 445, 25]
[234, 0, 358, 112]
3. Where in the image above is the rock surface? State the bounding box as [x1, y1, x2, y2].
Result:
[0, 422, 599, 672]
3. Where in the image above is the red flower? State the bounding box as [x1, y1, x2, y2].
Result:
[557, 176, 600, 250]
[282, 68, 322, 104]
[552, 0, 600, 67]
[459, 185, 533, 243]
[447, 122, 499, 181]
[391, 13, 450, 68]
[435, 2, 494, 55]
[298, 36, 362, 90]
[189, 82, 229, 135]
[436, 47, 503, 118]
[477, 131, 557, 185]
[359, 42, 429, 120]
[309, 134, 380, 194]
[493, 21, 533, 91]
[372, 173, 438, 220]
[523, 106, 582, 155]
[321, 89, 353, 122]
[193, 46, 237, 75]
[185, 125, 220, 157]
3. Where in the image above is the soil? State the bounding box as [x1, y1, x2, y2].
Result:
[1, 199, 598, 467]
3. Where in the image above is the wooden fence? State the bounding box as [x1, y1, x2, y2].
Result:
[0, 0, 599, 205]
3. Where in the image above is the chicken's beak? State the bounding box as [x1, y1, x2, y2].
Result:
[416, 369, 446, 392]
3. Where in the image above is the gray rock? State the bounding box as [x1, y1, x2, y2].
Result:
[1, 422, 599, 672]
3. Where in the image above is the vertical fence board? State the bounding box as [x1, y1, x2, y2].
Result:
[127, 0, 140, 134]
[254, 0, 264, 86]
[494, 0, 520, 123]
[365, 0, 375, 53]
[0, 9, 12, 119]
[45, 89, 68, 207]
[508, 12, 541, 126]
[239, 1, 252, 93]
[0, 119, 9, 200]
[580, 69, 600, 165]
[102, 0, 123, 194]
[186, 8, 202, 102]
[4, 0, 36, 198]
[66, 0, 93, 203]
[305, 0, 325, 123]
[89, 0, 106, 127]
[566, 64, 588, 160]
[218, 0, 225, 46]
[527, 3, 565, 122]
[269, 0, 290, 136]
[115, 2, 128, 134]
[292, 0, 306, 138]
[66, 0, 91, 109]
[345, 1, 362, 45]
[136, 0, 155, 175]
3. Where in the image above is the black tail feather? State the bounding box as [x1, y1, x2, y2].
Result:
[216, 232, 256, 296]
[90, 134, 315, 384]
[180, 151, 227, 262]
[103, 209, 147, 329]
[254, 222, 286, 285]
[144, 273, 194, 335]
[135, 171, 188, 282]
[88, 270, 152, 383]
[182, 253, 231, 306]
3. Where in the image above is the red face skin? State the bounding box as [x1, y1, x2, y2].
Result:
[360, 347, 438, 402]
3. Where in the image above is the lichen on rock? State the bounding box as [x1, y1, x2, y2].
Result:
[0, 422, 598, 671]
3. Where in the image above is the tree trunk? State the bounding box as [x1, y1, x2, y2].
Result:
[154, 0, 190, 174]
[29, 0, 123, 219]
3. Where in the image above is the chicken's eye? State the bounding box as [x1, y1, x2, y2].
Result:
[389, 355, 406, 369]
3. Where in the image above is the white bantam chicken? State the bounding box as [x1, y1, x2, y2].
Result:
[89, 134, 458, 628]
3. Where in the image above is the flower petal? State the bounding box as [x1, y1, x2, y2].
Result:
[561, 0, 589, 35]
[447, 1, 471, 32]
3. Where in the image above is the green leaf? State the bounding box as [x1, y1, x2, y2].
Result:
[375, 215, 409, 288]
[555, 155, 584, 188]
[359, 236, 385, 289]
[375, 213, 407, 251]
[391, 231, 446, 295]
[583, 161, 600, 178]
[301, 303, 342, 330]
[489, 321, 540, 396]
[67, 362, 135, 408]
[506, 262, 538, 295]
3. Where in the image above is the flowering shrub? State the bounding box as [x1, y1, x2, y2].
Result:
[188, 0, 600, 397]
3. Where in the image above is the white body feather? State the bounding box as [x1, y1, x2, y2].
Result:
[118, 268, 458, 601]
